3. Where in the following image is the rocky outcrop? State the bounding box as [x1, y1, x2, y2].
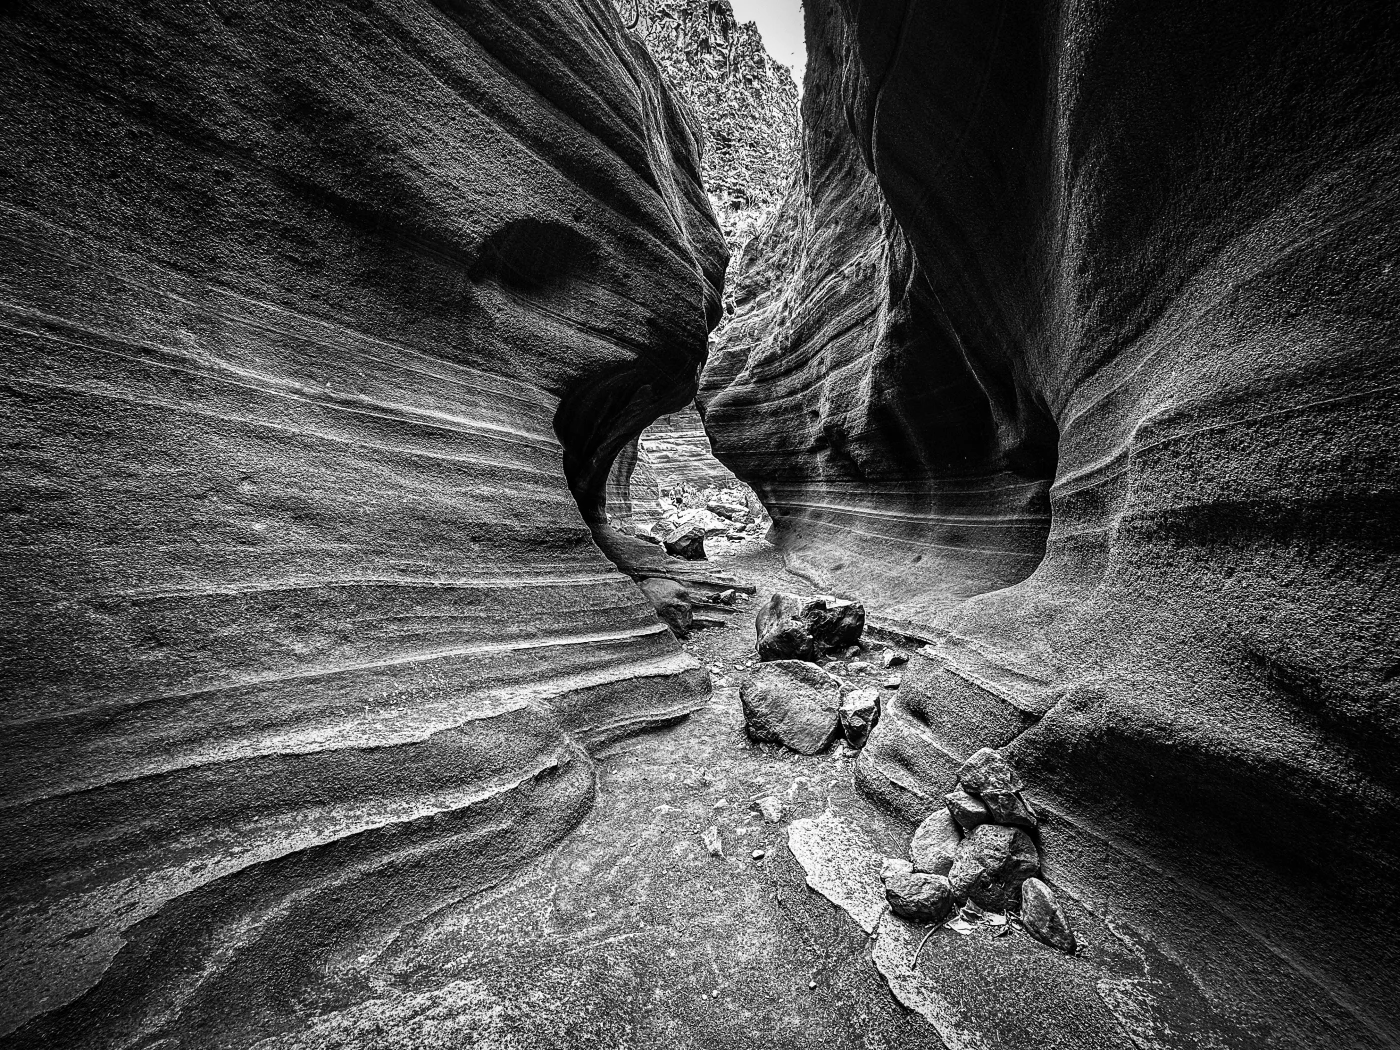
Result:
[701, 0, 1400, 1045]
[615, 0, 798, 248]
[0, 1, 723, 1045]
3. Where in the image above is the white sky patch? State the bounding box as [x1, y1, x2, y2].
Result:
[730, 0, 806, 89]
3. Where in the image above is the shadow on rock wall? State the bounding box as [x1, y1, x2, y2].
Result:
[700, 1, 1400, 1046]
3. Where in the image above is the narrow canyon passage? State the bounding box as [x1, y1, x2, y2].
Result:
[1, 1, 1397, 1049]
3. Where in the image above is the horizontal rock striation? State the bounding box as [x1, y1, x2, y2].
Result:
[0, 1, 723, 1045]
[702, 0, 1400, 1045]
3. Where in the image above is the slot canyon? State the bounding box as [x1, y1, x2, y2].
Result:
[1, 1, 1397, 1048]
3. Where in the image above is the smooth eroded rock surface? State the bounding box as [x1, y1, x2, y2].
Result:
[0, 1, 724, 1044]
[701, 0, 1400, 1043]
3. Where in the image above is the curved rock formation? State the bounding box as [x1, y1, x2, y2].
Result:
[0, 1, 723, 1044]
[702, 0, 1400, 1046]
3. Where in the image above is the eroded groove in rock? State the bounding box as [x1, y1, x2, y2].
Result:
[702, 1, 1400, 1045]
[0, 0, 723, 1043]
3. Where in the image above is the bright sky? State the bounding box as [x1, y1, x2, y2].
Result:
[730, 0, 806, 88]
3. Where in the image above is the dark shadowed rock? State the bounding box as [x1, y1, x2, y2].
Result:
[948, 825, 1040, 911]
[663, 520, 708, 560]
[739, 660, 842, 754]
[838, 688, 880, 748]
[881, 858, 953, 923]
[640, 578, 694, 638]
[1021, 877, 1077, 954]
[910, 808, 961, 877]
[755, 592, 865, 661]
[945, 787, 992, 834]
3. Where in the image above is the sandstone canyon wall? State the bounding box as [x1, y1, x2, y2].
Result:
[702, 1, 1400, 1046]
[0, 2, 723, 1045]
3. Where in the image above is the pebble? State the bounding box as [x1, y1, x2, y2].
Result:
[808, 980, 818, 989]
[751, 849, 765, 860]
[882, 674, 902, 688]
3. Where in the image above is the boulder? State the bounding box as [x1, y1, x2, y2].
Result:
[958, 748, 1024, 795]
[1020, 877, 1077, 954]
[957, 748, 1038, 830]
[663, 520, 707, 560]
[739, 660, 843, 754]
[679, 508, 731, 536]
[755, 592, 866, 661]
[945, 787, 992, 833]
[639, 578, 693, 638]
[838, 688, 881, 748]
[881, 858, 953, 923]
[948, 825, 1040, 911]
[910, 808, 961, 877]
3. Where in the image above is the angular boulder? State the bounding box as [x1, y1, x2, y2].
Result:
[639, 578, 693, 638]
[948, 824, 1040, 911]
[881, 858, 953, 923]
[739, 660, 843, 754]
[663, 520, 707, 560]
[910, 808, 961, 877]
[838, 688, 881, 748]
[755, 592, 865, 661]
[958, 748, 1038, 830]
[1020, 877, 1077, 954]
[945, 786, 992, 834]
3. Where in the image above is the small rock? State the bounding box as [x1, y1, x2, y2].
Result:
[945, 786, 992, 833]
[948, 824, 1039, 911]
[713, 798, 729, 810]
[1020, 877, 1077, 953]
[910, 807, 961, 876]
[715, 588, 738, 605]
[639, 577, 693, 638]
[842, 645, 862, 658]
[752, 796, 784, 823]
[702, 825, 724, 858]
[848, 660, 872, 672]
[808, 980, 817, 990]
[739, 660, 843, 754]
[662, 520, 707, 560]
[880, 858, 953, 923]
[838, 688, 881, 749]
[880, 650, 908, 668]
[751, 849, 766, 860]
[881, 674, 902, 688]
[958, 747, 1023, 795]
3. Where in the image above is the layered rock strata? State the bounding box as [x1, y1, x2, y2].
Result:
[0, 1, 723, 1045]
[702, 0, 1400, 1045]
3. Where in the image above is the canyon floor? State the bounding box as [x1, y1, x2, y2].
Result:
[250, 539, 1234, 1050]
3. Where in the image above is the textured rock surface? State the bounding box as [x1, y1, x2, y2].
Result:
[909, 809, 961, 878]
[701, 0, 1400, 1043]
[755, 592, 865, 662]
[739, 660, 842, 754]
[947, 826, 1040, 913]
[1021, 878, 1077, 955]
[838, 688, 880, 749]
[0, 0, 724, 1044]
[880, 859, 952, 925]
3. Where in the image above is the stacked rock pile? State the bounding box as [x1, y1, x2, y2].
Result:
[881, 748, 1077, 954]
[740, 591, 896, 753]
